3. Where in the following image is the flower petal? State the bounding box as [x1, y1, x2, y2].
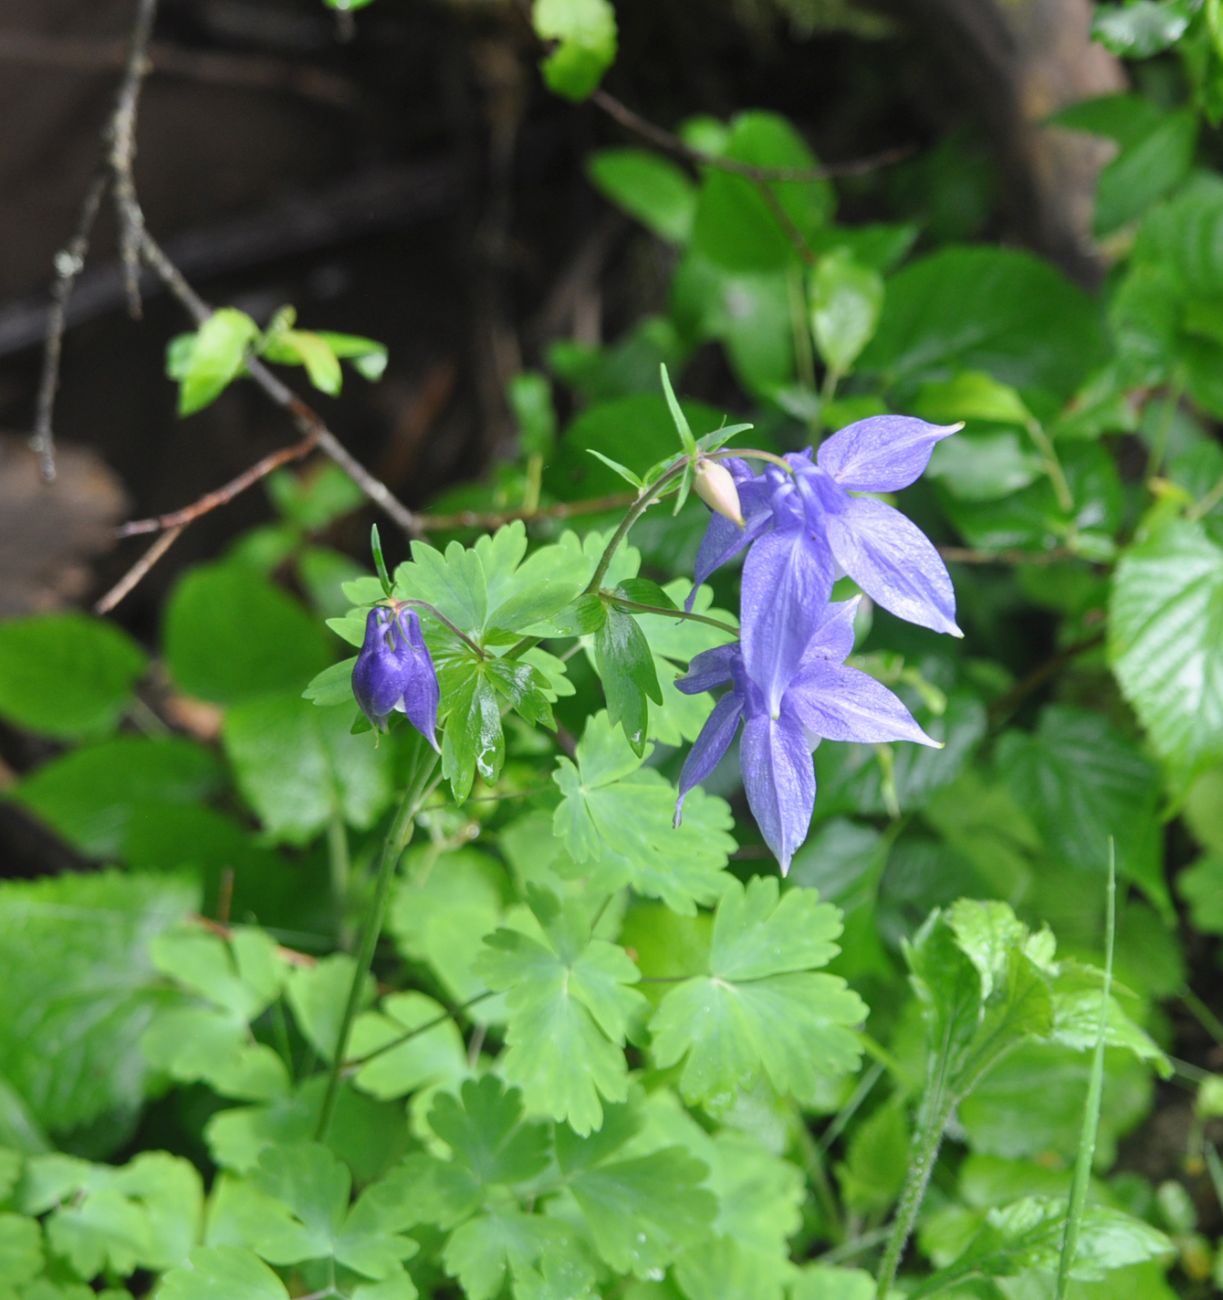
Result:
[825, 496, 961, 636]
[817, 415, 959, 492]
[393, 610, 440, 751]
[799, 598, 860, 666]
[740, 712, 814, 876]
[676, 643, 740, 696]
[352, 609, 405, 727]
[740, 527, 835, 713]
[674, 692, 744, 825]
[788, 660, 938, 747]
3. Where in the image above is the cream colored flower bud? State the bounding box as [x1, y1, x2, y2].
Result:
[694, 458, 744, 527]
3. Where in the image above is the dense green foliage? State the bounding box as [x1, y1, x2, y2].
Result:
[3, 2, 1223, 1297]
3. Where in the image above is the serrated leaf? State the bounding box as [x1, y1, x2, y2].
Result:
[1110, 520, 1223, 772]
[477, 904, 646, 1133]
[553, 713, 734, 914]
[0, 615, 146, 741]
[440, 667, 503, 802]
[428, 1076, 550, 1184]
[159, 1246, 289, 1300]
[303, 657, 359, 707]
[177, 309, 258, 415]
[650, 877, 865, 1103]
[286, 955, 375, 1062]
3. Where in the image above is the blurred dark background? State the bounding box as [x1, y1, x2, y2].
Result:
[0, 0, 1121, 632]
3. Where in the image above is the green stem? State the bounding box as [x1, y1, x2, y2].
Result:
[795, 1120, 845, 1243]
[326, 815, 353, 952]
[605, 595, 738, 636]
[1144, 374, 1184, 488]
[1025, 419, 1073, 515]
[875, 1053, 956, 1297]
[397, 599, 487, 659]
[342, 989, 495, 1073]
[1187, 470, 1223, 523]
[314, 741, 439, 1142]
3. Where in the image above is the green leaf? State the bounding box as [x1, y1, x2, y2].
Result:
[1110, 519, 1223, 771]
[441, 1207, 587, 1300]
[439, 667, 503, 802]
[302, 657, 358, 707]
[477, 899, 647, 1133]
[0, 872, 197, 1134]
[1179, 854, 1223, 933]
[996, 706, 1168, 916]
[0, 1215, 41, 1286]
[223, 694, 394, 844]
[159, 1246, 289, 1300]
[1093, 1, 1193, 57]
[554, 1105, 716, 1275]
[594, 606, 663, 754]
[427, 1076, 550, 1185]
[0, 615, 146, 740]
[650, 877, 865, 1103]
[1136, 180, 1223, 295]
[834, 1097, 909, 1216]
[690, 112, 834, 273]
[790, 1265, 875, 1300]
[507, 371, 556, 458]
[165, 561, 331, 703]
[532, 0, 617, 100]
[809, 250, 884, 377]
[177, 309, 259, 415]
[313, 331, 388, 380]
[262, 329, 343, 395]
[349, 991, 467, 1100]
[940, 1196, 1172, 1284]
[859, 247, 1105, 398]
[586, 449, 645, 488]
[587, 149, 697, 244]
[553, 712, 735, 914]
[266, 462, 366, 530]
[9, 735, 221, 858]
[286, 954, 374, 1062]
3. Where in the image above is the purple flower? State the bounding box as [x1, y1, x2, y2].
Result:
[674, 600, 938, 874]
[352, 606, 440, 748]
[689, 416, 962, 638]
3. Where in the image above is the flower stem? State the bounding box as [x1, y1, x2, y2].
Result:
[397, 598, 486, 659]
[313, 738, 439, 1142]
[605, 594, 738, 636]
[875, 1053, 956, 1297]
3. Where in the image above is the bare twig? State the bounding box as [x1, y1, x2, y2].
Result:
[939, 545, 1074, 566]
[94, 525, 183, 615]
[415, 490, 636, 533]
[32, 167, 108, 480]
[117, 432, 319, 538]
[108, 0, 158, 319]
[591, 88, 915, 183]
[988, 628, 1107, 724]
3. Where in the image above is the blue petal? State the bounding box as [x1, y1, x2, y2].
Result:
[352, 609, 405, 728]
[787, 660, 938, 747]
[676, 643, 739, 696]
[740, 527, 834, 714]
[799, 599, 860, 666]
[394, 610, 441, 751]
[825, 496, 961, 637]
[740, 712, 815, 876]
[816, 415, 959, 493]
[674, 692, 744, 825]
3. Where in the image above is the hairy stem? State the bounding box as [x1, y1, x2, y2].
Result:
[314, 740, 439, 1141]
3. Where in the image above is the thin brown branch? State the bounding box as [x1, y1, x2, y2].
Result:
[939, 545, 1075, 566]
[109, 0, 158, 319]
[117, 432, 319, 538]
[94, 525, 183, 615]
[415, 490, 636, 533]
[139, 228, 419, 537]
[32, 167, 108, 481]
[988, 627, 1107, 724]
[591, 88, 915, 183]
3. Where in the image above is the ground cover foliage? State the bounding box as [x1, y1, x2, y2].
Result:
[2, 1, 1223, 1297]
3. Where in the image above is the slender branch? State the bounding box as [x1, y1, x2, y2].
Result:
[939, 545, 1073, 566]
[591, 89, 914, 183]
[32, 168, 108, 481]
[415, 491, 635, 533]
[93, 525, 184, 614]
[117, 431, 318, 536]
[108, 0, 158, 319]
[139, 229, 420, 537]
[988, 629, 1106, 724]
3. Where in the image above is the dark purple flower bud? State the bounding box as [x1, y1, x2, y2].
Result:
[352, 606, 440, 749]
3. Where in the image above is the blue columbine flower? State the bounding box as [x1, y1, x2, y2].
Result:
[675, 600, 938, 874]
[688, 415, 962, 637]
[352, 606, 440, 748]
